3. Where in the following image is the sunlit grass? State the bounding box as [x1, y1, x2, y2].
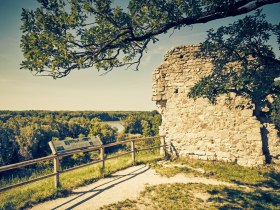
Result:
[0, 162, 53, 188]
[152, 157, 278, 186]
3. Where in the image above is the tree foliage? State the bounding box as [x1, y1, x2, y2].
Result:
[89, 118, 117, 144]
[0, 110, 161, 165]
[20, 0, 280, 78]
[188, 11, 280, 128]
[123, 111, 161, 136]
[0, 121, 18, 166]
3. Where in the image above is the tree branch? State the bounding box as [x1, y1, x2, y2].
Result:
[126, 0, 280, 42]
[21, 0, 280, 78]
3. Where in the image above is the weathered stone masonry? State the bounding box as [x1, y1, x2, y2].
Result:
[152, 45, 280, 166]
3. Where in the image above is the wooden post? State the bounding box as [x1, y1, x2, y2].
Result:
[53, 156, 60, 188]
[161, 136, 167, 158]
[131, 140, 135, 164]
[100, 147, 105, 171]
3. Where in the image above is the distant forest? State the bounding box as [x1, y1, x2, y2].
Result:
[0, 110, 161, 166]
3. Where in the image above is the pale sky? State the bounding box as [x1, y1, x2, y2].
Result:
[0, 1, 279, 111]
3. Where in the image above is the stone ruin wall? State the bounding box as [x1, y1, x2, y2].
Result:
[152, 45, 280, 166]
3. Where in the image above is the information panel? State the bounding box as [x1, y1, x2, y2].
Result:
[48, 136, 102, 154]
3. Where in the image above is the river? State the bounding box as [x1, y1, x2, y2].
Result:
[104, 121, 125, 133]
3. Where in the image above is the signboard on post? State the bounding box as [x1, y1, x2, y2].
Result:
[48, 136, 102, 155]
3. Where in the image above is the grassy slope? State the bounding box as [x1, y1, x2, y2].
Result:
[100, 158, 280, 210]
[0, 150, 162, 210]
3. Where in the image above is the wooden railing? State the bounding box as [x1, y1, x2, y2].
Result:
[0, 136, 166, 192]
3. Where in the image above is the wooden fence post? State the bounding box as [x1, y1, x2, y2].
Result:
[160, 136, 167, 158]
[100, 147, 105, 172]
[54, 156, 60, 188]
[131, 140, 135, 164]
[0, 136, 168, 192]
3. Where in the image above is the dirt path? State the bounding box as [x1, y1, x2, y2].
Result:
[30, 164, 234, 210]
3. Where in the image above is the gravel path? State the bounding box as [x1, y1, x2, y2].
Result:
[30, 164, 234, 210]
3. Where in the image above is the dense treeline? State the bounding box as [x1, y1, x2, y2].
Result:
[0, 110, 161, 166]
[0, 110, 147, 123]
[123, 110, 161, 136]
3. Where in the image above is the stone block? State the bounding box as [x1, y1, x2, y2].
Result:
[237, 158, 248, 166]
[222, 157, 230, 162]
[206, 152, 216, 156]
[189, 154, 199, 160]
[152, 95, 162, 101]
[159, 86, 165, 92]
[216, 151, 230, 158]
[241, 109, 253, 116]
[198, 156, 208, 160]
[194, 150, 206, 156]
[272, 158, 280, 164]
[246, 134, 261, 141]
[207, 156, 216, 160]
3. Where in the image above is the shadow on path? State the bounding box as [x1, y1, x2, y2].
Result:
[51, 165, 149, 210]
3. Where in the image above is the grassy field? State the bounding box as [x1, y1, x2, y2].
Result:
[0, 149, 162, 210]
[100, 157, 280, 210]
[2, 155, 280, 210]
